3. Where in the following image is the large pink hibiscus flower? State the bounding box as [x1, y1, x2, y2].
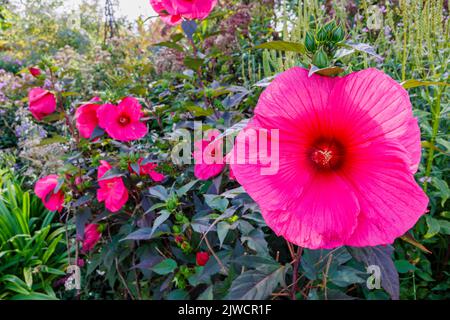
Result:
[34, 175, 64, 212]
[229, 67, 428, 249]
[97, 161, 129, 213]
[97, 97, 148, 142]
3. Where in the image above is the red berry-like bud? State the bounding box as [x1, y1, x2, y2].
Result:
[29, 67, 42, 77]
[196, 252, 210, 266]
[175, 235, 184, 244]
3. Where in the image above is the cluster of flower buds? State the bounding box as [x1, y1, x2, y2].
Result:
[305, 20, 346, 69]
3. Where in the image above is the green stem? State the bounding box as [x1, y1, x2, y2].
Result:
[291, 246, 303, 300]
[423, 88, 444, 192]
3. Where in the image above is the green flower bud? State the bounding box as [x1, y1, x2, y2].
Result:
[227, 215, 239, 224]
[332, 25, 345, 43]
[316, 27, 328, 42]
[312, 48, 329, 69]
[172, 225, 181, 233]
[181, 241, 191, 252]
[305, 31, 317, 53]
[166, 194, 179, 212]
[179, 265, 190, 276]
[324, 20, 336, 36]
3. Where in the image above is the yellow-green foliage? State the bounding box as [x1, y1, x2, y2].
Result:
[254, 0, 449, 82]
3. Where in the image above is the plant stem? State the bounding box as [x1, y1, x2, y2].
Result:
[132, 249, 142, 300]
[115, 257, 135, 300]
[204, 234, 228, 274]
[291, 246, 303, 300]
[424, 87, 444, 192]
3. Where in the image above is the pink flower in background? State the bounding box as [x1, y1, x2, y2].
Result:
[82, 224, 102, 253]
[34, 175, 64, 212]
[29, 67, 42, 77]
[150, 0, 182, 25]
[28, 88, 56, 121]
[130, 158, 166, 182]
[194, 129, 225, 180]
[97, 160, 128, 212]
[75, 176, 83, 186]
[75, 97, 101, 139]
[230, 67, 428, 249]
[196, 252, 210, 266]
[97, 97, 148, 142]
[77, 258, 85, 267]
[152, 0, 217, 24]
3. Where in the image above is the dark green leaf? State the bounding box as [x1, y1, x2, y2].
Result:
[98, 168, 125, 181]
[349, 246, 399, 300]
[226, 266, 287, 300]
[152, 259, 177, 275]
[184, 57, 204, 70]
[394, 260, 416, 273]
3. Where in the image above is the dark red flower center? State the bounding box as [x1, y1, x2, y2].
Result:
[310, 138, 345, 171]
[118, 114, 131, 126]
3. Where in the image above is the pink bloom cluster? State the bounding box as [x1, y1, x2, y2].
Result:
[28, 88, 148, 143]
[150, 0, 217, 25]
[33, 93, 163, 214]
[229, 67, 429, 249]
[76, 96, 148, 142]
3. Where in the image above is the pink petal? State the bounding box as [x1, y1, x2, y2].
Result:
[34, 175, 58, 199]
[34, 175, 64, 212]
[98, 160, 112, 178]
[164, 0, 217, 20]
[229, 121, 312, 212]
[149, 170, 166, 182]
[75, 98, 101, 139]
[108, 122, 147, 142]
[344, 140, 428, 246]
[398, 118, 422, 173]
[97, 161, 128, 212]
[194, 163, 225, 180]
[262, 173, 360, 249]
[45, 193, 65, 212]
[118, 97, 143, 121]
[28, 88, 56, 121]
[253, 68, 335, 130]
[150, 0, 182, 25]
[328, 68, 413, 143]
[97, 104, 116, 129]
